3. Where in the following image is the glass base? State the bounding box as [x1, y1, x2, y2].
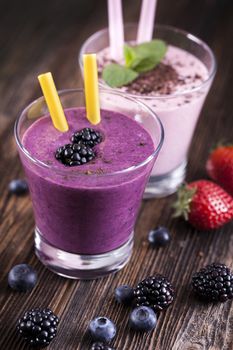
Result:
[35, 228, 134, 279]
[144, 161, 186, 199]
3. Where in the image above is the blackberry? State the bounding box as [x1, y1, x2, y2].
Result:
[91, 343, 114, 350]
[134, 275, 174, 312]
[192, 263, 233, 302]
[71, 128, 102, 148]
[17, 308, 59, 347]
[55, 143, 95, 166]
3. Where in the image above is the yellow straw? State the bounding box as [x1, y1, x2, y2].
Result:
[83, 54, 101, 125]
[38, 72, 69, 132]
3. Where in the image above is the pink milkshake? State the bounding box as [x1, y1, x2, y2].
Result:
[97, 44, 209, 176]
[79, 24, 216, 197]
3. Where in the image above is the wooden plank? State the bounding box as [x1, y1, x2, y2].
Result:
[0, 0, 232, 349]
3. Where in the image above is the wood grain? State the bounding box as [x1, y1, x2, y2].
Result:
[0, 0, 232, 349]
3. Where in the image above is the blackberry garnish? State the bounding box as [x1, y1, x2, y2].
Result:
[134, 275, 174, 312]
[17, 308, 59, 347]
[71, 127, 102, 148]
[192, 263, 233, 302]
[55, 143, 95, 166]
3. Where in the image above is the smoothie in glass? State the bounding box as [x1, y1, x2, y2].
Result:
[79, 24, 216, 198]
[15, 89, 163, 279]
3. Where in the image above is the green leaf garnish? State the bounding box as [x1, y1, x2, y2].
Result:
[124, 45, 136, 68]
[102, 64, 139, 88]
[102, 39, 167, 87]
[124, 40, 167, 73]
[131, 56, 161, 73]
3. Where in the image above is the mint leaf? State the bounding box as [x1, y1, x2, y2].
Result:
[124, 44, 136, 68]
[132, 56, 160, 73]
[102, 40, 167, 87]
[124, 39, 167, 73]
[134, 40, 167, 57]
[102, 64, 139, 88]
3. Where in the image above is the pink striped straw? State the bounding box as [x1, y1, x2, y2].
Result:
[107, 0, 124, 61]
[137, 0, 157, 44]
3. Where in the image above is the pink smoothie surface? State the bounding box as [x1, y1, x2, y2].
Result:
[21, 108, 155, 254]
[97, 45, 211, 176]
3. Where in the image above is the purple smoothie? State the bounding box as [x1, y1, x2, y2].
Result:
[21, 107, 155, 255]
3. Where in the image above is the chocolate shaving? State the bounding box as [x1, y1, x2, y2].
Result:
[84, 169, 105, 175]
[96, 168, 105, 174]
[125, 63, 180, 95]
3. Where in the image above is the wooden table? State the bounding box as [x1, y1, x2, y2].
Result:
[0, 0, 232, 349]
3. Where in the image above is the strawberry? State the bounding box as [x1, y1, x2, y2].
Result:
[173, 180, 233, 230]
[206, 144, 233, 196]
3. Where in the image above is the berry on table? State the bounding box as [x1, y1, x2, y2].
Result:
[91, 342, 115, 350]
[114, 285, 134, 305]
[8, 264, 37, 292]
[71, 128, 102, 148]
[55, 143, 95, 166]
[206, 143, 233, 196]
[192, 263, 233, 302]
[129, 306, 157, 332]
[9, 179, 28, 195]
[134, 275, 174, 312]
[173, 180, 233, 230]
[17, 308, 59, 347]
[89, 317, 116, 343]
[148, 227, 171, 247]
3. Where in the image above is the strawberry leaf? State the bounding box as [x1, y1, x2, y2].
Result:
[172, 184, 197, 220]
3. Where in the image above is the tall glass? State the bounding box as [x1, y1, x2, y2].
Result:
[79, 24, 216, 198]
[15, 89, 163, 279]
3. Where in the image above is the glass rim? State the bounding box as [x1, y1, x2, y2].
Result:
[79, 23, 217, 100]
[15, 88, 164, 177]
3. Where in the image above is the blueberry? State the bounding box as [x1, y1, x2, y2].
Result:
[114, 285, 134, 305]
[8, 264, 37, 292]
[129, 306, 157, 332]
[89, 317, 116, 343]
[148, 227, 171, 247]
[9, 179, 28, 195]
